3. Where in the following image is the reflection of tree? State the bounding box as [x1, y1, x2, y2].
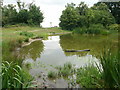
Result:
[19, 40, 44, 60]
[60, 34, 118, 57]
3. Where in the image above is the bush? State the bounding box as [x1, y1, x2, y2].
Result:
[48, 71, 57, 79]
[24, 38, 29, 42]
[73, 24, 109, 35]
[20, 31, 34, 38]
[107, 24, 119, 31]
[73, 27, 87, 34]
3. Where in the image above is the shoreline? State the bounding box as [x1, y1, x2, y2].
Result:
[22, 38, 42, 47]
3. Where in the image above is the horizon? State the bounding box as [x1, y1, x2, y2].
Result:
[3, 0, 99, 27]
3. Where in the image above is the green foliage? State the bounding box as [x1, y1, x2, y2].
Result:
[2, 61, 33, 88]
[76, 2, 88, 15]
[98, 49, 120, 88]
[98, 1, 120, 24]
[59, 3, 80, 30]
[47, 71, 57, 79]
[24, 38, 29, 42]
[17, 9, 29, 24]
[2, 2, 44, 26]
[2, 4, 17, 26]
[20, 31, 34, 37]
[58, 62, 75, 77]
[107, 24, 119, 31]
[28, 4, 44, 25]
[59, 2, 116, 31]
[76, 65, 102, 88]
[73, 24, 109, 34]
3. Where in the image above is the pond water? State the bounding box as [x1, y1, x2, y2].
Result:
[19, 34, 118, 88]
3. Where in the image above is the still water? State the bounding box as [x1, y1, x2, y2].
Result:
[19, 34, 118, 88]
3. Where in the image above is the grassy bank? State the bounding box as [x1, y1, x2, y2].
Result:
[2, 26, 71, 88]
[73, 24, 119, 35]
[76, 50, 120, 88]
[2, 26, 70, 61]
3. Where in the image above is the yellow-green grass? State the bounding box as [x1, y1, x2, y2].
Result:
[2, 26, 70, 42]
[2, 26, 71, 62]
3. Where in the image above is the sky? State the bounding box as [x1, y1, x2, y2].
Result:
[3, 0, 99, 27]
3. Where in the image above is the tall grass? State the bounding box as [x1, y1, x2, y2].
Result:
[58, 62, 75, 77]
[2, 61, 33, 88]
[76, 49, 120, 88]
[73, 24, 109, 35]
[76, 64, 102, 88]
[98, 49, 120, 88]
[47, 71, 57, 79]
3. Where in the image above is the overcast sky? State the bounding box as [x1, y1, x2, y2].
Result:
[3, 0, 99, 27]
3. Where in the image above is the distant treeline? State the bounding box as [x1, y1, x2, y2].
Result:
[59, 1, 120, 31]
[2, 1, 44, 27]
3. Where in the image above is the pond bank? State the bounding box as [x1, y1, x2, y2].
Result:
[22, 38, 42, 47]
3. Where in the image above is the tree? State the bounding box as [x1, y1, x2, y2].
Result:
[2, 1, 44, 26]
[2, 4, 17, 26]
[76, 2, 88, 27]
[17, 9, 29, 24]
[76, 2, 88, 15]
[28, 4, 44, 25]
[59, 3, 79, 30]
[97, 1, 120, 24]
[85, 3, 115, 27]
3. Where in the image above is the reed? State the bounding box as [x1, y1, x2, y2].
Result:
[2, 61, 33, 88]
[98, 49, 120, 88]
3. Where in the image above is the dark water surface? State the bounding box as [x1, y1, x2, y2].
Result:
[19, 34, 118, 88]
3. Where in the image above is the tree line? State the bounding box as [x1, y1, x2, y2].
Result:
[2, 1, 44, 27]
[59, 2, 119, 31]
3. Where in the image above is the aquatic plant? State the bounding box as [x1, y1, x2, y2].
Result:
[98, 49, 120, 88]
[58, 62, 75, 77]
[76, 65, 102, 88]
[2, 61, 33, 88]
[47, 71, 57, 79]
[76, 49, 120, 88]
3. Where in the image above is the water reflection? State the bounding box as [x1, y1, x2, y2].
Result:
[22, 35, 99, 68]
[19, 40, 44, 60]
[19, 34, 118, 88]
[60, 34, 118, 57]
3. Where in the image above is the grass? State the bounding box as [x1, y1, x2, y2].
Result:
[98, 49, 120, 88]
[57, 62, 75, 77]
[76, 65, 102, 88]
[73, 24, 111, 35]
[2, 61, 33, 88]
[76, 49, 120, 88]
[20, 31, 34, 38]
[2, 25, 70, 61]
[47, 71, 58, 79]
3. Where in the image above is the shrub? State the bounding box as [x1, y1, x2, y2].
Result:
[107, 24, 119, 31]
[24, 38, 29, 42]
[20, 31, 34, 37]
[73, 24, 108, 35]
[73, 27, 87, 34]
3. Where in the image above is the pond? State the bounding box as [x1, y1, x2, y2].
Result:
[19, 34, 118, 88]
